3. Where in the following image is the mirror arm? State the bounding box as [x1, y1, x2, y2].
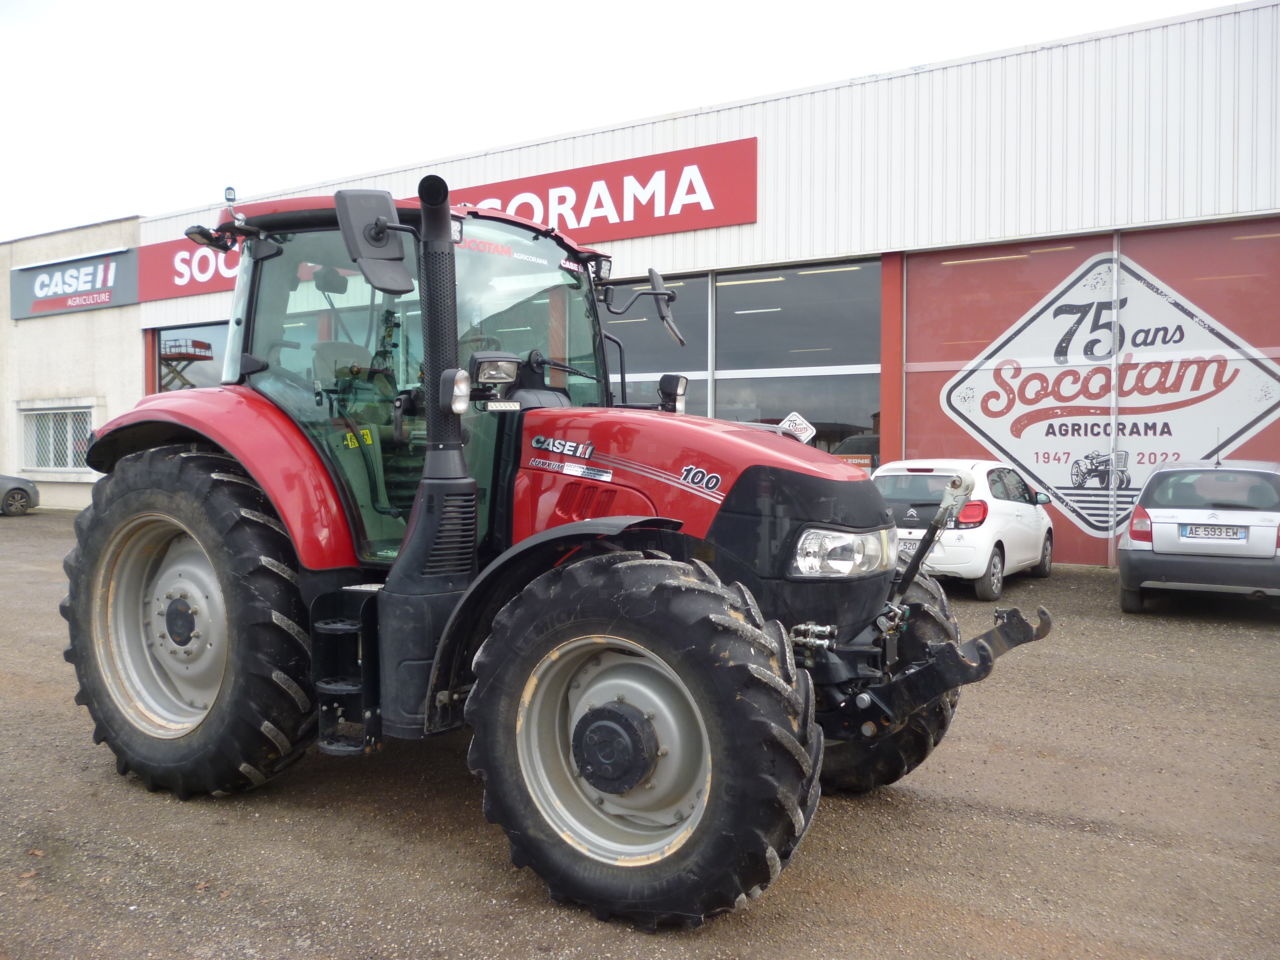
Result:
[600, 287, 674, 316]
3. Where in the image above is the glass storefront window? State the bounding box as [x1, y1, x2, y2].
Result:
[714, 373, 881, 452]
[715, 262, 880, 369]
[601, 275, 709, 377]
[157, 322, 229, 391]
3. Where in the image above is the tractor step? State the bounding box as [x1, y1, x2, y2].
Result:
[310, 601, 382, 756]
[317, 674, 366, 756]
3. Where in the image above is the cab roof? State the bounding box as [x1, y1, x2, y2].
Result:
[214, 196, 602, 259]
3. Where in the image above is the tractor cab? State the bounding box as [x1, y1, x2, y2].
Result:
[224, 203, 620, 564]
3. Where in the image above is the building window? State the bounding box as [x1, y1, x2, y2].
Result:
[23, 408, 92, 470]
[714, 373, 881, 452]
[158, 322, 229, 390]
[604, 259, 881, 431]
[715, 262, 880, 370]
[713, 260, 881, 452]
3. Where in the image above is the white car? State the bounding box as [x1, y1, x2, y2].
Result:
[872, 459, 1054, 600]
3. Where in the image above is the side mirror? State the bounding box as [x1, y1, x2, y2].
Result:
[648, 269, 684, 346]
[600, 269, 685, 346]
[335, 189, 415, 295]
[1036, 492, 1051, 505]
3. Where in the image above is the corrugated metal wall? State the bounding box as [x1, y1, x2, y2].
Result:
[143, 2, 1279, 279]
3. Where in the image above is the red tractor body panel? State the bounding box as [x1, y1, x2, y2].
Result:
[90, 386, 360, 569]
[511, 407, 868, 542]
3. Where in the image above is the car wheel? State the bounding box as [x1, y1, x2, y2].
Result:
[2, 488, 32, 516]
[973, 545, 1004, 601]
[1120, 586, 1145, 614]
[1030, 533, 1052, 578]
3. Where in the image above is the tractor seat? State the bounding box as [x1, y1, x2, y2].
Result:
[313, 341, 372, 380]
[507, 388, 572, 410]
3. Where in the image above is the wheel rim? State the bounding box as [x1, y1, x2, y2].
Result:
[1041, 538, 1052, 571]
[92, 513, 229, 738]
[517, 636, 711, 865]
[4, 490, 27, 514]
[989, 551, 1004, 594]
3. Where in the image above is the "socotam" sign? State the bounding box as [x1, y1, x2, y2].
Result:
[942, 254, 1280, 537]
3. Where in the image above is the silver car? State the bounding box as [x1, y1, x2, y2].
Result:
[1117, 460, 1280, 613]
[0, 474, 39, 517]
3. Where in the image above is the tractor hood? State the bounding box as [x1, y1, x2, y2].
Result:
[513, 406, 889, 543]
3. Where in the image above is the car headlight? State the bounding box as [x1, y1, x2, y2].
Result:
[789, 527, 897, 578]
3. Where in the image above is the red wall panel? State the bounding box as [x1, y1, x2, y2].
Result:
[901, 220, 1280, 565]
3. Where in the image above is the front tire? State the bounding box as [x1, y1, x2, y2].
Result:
[61, 444, 315, 797]
[465, 552, 820, 927]
[820, 569, 960, 794]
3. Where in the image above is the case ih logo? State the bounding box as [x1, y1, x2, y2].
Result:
[10, 249, 141, 319]
[943, 254, 1280, 537]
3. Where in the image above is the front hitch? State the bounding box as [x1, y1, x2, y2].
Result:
[821, 605, 1052, 741]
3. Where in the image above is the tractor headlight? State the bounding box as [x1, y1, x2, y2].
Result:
[789, 527, 897, 578]
[440, 367, 472, 415]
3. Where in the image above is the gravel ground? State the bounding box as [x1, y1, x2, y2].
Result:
[1, 509, 1277, 959]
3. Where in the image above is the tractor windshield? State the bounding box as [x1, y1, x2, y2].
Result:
[244, 214, 605, 562]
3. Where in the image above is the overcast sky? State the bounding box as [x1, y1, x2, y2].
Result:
[0, 0, 1230, 242]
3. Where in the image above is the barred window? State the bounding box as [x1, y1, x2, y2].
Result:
[23, 409, 92, 470]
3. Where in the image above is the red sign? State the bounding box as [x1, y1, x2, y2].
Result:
[134, 139, 758, 301]
[448, 139, 758, 244]
[138, 238, 241, 303]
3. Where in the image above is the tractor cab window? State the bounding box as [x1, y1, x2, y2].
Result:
[245, 217, 603, 563]
[452, 217, 604, 406]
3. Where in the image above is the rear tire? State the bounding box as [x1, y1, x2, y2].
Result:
[2, 488, 31, 516]
[465, 552, 820, 928]
[1030, 533, 1053, 578]
[1120, 586, 1146, 614]
[973, 545, 1005, 600]
[61, 444, 315, 797]
[820, 570, 960, 794]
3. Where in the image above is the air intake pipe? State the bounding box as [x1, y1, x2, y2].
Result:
[378, 175, 478, 739]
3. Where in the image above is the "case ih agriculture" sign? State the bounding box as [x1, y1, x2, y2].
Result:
[942, 254, 1280, 538]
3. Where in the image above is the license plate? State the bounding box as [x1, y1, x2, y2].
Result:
[1180, 524, 1244, 540]
[899, 540, 919, 557]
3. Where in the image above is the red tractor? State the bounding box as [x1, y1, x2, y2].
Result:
[62, 176, 1049, 927]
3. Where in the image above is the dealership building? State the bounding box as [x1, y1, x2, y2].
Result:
[2, 1, 1277, 566]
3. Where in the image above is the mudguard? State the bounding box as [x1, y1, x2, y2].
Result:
[85, 385, 359, 569]
[425, 515, 683, 730]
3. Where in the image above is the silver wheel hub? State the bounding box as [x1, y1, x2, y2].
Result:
[517, 638, 711, 865]
[95, 515, 229, 738]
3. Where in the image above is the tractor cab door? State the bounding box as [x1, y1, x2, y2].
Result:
[244, 231, 425, 562]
